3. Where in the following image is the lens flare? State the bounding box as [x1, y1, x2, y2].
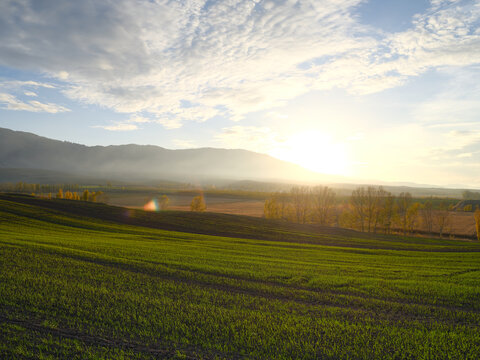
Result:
[144, 198, 159, 211]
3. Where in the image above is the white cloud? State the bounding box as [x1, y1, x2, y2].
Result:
[23, 90, 37, 97]
[0, 0, 478, 129]
[214, 125, 283, 152]
[0, 0, 368, 126]
[93, 114, 154, 131]
[0, 92, 69, 113]
[128, 115, 151, 124]
[0, 80, 56, 89]
[93, 123, 138, 131]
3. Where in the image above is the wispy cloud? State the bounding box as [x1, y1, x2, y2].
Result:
[0, 92, 69, 113]
[93, 123, 138, 132]
[92, 114, 151, 131]
[23, 90, 37, 97]
[215, 125, 283, 152]
[0, 80, 56, 89]
[0, 0, 479, 130]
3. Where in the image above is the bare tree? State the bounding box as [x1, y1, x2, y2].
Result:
[379, 192, 395, 234]
[311, 186, 336, 225]
[434, 201, 450, 239]
[420, 199, 434, 234]
[350, 187, 367, 232]
[397, 192, 412, 236]
[290, 186, 311, 224]
[365, 186, 384, 233]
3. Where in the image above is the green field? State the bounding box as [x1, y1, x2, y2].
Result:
[1, 194, 480, 359]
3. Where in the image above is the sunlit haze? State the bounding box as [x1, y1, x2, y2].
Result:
[0, 0, 479, 187]
[272, 131, 350, 176]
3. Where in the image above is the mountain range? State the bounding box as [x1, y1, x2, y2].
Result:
[0, 127, 324, 184]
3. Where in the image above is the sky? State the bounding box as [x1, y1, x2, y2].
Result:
[0, 0, 479, 187]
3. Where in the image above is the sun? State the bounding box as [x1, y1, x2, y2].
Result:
[272, 131, 350, 176]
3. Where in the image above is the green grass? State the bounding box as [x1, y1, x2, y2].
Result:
[1, 194, 480, 359]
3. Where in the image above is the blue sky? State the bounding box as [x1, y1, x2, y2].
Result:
[0, 0, 479, 187]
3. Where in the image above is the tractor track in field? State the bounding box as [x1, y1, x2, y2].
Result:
[0, 314, 235, 360]
[5, 240, 480, 327]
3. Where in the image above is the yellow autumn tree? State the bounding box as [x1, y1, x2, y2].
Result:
[56, 188, 64, 199]
[190, 195, 206, 212]
[474, 208, 480, 241]
[264, 195, 281, 219]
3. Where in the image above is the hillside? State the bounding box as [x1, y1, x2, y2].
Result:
[2, 193, 478, 251]
[1, 194, 480, 359]
[0, 127, 320, 183]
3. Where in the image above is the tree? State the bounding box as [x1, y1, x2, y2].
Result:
[82, 190, 89, 201]
[311, 186, 336, 225]
[462, 190, 480, 200]
[90, 191, 104, 202]
[474, 208, 480, 241]
[348, 186, 392, 233]
[378, 190, 395, 234]
[420, 200, 434, 234]
[290, 186, 310, 224]
[434, 201, 450, 239]
[159, 195, 170, 210]
[263, 193, 291, 220]
[350, 187, 367, 231]
[365, 186, 387, 233]
[56, 188, 64, 199]
[89, 191, 98, 202]
[406, 202, 421, 234]
[397, 192, 412, 236]
[190, 195, 206, 212]
[264, 194, 281, 219]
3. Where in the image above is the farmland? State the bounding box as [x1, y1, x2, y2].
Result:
[1, 194, 480, 359]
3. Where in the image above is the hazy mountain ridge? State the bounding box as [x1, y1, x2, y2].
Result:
[0, 127, 321, 183]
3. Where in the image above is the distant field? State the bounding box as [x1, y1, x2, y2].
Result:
[105, 191, 477, 237]
[107, 192, 265, 217]
[1, 194, 480, 359]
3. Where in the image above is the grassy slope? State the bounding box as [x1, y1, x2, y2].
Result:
[1, 194, 480, 359]
[1, 193, 478, 251]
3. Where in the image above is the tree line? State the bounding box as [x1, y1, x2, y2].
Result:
[264, 186, 476, 239]
[462, 190, 480, 200]
[54, 189, 104, 202]
[0, 182, 83, 193]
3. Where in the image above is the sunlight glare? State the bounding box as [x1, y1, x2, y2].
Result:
[272, 131, 349, 175]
